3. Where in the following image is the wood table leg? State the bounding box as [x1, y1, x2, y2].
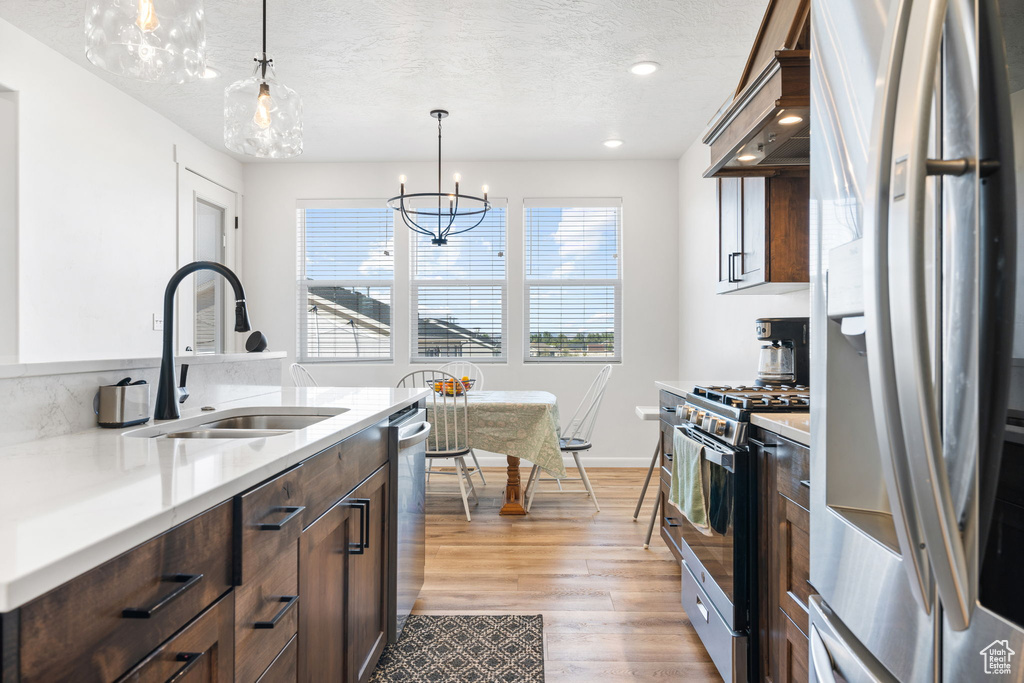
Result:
[499, 456, 528, 515]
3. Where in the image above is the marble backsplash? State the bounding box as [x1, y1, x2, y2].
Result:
[0, 355, 284, 448]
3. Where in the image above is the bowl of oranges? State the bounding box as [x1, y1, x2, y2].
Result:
[433, 377, 475, 396]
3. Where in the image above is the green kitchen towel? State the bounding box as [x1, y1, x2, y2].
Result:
[669, 427, 712, 536]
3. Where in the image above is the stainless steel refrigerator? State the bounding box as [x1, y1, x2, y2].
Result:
[810, 0, 1024, 680]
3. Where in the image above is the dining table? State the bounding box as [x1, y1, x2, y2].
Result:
[426, 390, 566, 515]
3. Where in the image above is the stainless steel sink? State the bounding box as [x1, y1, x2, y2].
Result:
[124, 407, 348, 439]
[194, 415, 330, 431]
[160, 428, 292, 439]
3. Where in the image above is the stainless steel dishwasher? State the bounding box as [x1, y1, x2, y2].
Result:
[388, 405, 430, 641]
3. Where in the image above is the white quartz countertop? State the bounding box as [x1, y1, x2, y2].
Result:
[655, 380, 749, 398]
[751, 413, 811, 446]
[0, 386, 429, 611]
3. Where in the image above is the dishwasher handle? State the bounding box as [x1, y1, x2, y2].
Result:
[398, 421, 432, 450]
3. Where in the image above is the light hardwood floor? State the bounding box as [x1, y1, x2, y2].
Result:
[414, 466, 720, 682]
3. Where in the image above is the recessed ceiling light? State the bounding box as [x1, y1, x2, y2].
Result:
[737, 154, 758, 162]
[604, 139, 624, 148]
[201, 65, 221, 79]
[630, 61, 660, 76]
[779, 115, 803, 125]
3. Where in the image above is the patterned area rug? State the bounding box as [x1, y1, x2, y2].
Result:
[370, 614, 545, 682]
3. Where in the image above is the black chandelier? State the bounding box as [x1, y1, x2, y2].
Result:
[388, 110, 490, 245]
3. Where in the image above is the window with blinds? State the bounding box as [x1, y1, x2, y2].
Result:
[411, 202, 507, 361]
[524, 200, 622, 362]
[297, 202, 394, 361]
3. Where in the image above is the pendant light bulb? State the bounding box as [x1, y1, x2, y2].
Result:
[253, 82, 273, 129]
[135, 0, 160, 32]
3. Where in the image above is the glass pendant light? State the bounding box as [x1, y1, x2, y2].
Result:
[84, 0, 207, 83]
[223, 0, 302, 159]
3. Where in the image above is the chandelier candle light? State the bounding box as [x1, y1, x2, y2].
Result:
[388, 110, 491, 246]
[223, 0, 302, 158]
[85, 0, 207, 82]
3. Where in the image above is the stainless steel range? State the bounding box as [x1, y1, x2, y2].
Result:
[667, 384, 809, 682]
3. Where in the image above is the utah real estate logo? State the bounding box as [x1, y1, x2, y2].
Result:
[980, 640, 1016, 675]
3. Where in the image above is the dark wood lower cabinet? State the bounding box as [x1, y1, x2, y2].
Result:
[118, 593, 235, 683]
[347, 466, 390, 683]
[754, 428, 811, 683]
[298, 498, 356, 682]
[0, 413, 406, 683]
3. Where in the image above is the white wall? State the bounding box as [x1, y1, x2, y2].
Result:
[243, 160, 680, 465]
[0, 18, 243, 363]
[0, 89, 16, 364]
[677, 138, 810, 378]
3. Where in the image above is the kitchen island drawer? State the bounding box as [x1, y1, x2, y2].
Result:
[772, 434, 810, 510]
[236, 466, 305, 584]
[235, 540, 299, 683]
[19, 501, 232, 683]
[117, 592, 234, 683]
[659, 475, 684, 560]
[659, 391, 685, 426]
[256, 634, 297, 683]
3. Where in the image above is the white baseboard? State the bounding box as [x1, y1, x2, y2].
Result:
[469, 453, 653, 468]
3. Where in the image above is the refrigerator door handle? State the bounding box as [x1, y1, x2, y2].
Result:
[862, 0, 932, 613]
[885, 0, 972, 631]
[809, 625, 838, 683]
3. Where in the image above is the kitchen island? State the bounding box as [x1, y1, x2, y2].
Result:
[0, 385, 428, 682]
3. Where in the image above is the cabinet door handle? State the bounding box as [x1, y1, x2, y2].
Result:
[663, 516, 681, 528]
[344, 498, 371, 554]
[254, 595, 299, 629]
[728, 251, 743, 282]
[165, 651, 205, 683]
[664, 453, 674, 462]
[122, 573, 204, 619]
[258, 505, 306, 531]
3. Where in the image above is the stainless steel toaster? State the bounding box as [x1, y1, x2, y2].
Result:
[97, 381, 150, 428]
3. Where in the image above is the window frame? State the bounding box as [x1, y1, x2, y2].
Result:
[409, 199, 509, 364]
[522, 198, 623, 363]
[296, 200, 395, 363]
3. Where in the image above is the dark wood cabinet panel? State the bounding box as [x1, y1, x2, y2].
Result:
[659, 476, 684, 562]
[778, 495, 811, 635]
[778, 611, 810, 683]
[117, 592, 234, 683]
[235, 539, 299, 683]
[257, 635, 297, 683]
[19, 502, 232, 683]
[297, 422, 387, 530]
[298, 499, 355, 683]
[348, 466, 390, 683]
[717, 174, 809, 294]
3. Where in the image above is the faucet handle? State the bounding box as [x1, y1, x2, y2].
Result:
[178, 364, 190, 405]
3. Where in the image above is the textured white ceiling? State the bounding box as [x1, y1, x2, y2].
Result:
[0, 0, 767, 162]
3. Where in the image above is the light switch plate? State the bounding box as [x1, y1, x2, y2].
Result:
[152, 313, 163, 331]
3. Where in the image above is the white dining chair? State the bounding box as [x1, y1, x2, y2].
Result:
[437, 361, 487, 484]
[396, 370, 479, 521]
[438, 361, 486, 391]
[524, 364, 613, 513]
[290, 362, 319, 387]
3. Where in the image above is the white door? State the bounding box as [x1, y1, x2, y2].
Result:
[177, 170, 238, 355]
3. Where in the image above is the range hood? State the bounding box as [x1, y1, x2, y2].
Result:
[702, 0, 810, 177]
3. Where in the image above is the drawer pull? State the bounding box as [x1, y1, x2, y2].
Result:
[800, 479, 811, 489]
[695, 595, 710, 622]
[254, 595, 299, 629]
[663, 516, 681, 528]
[165, 651, 205, 683]
[258, 505, 306, 531]
[664, 453, 674, 462]
[122, 573, 204, 619]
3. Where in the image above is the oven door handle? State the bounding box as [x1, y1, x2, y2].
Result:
[677, 425, 736, 473]
[702, 448, 733, 472]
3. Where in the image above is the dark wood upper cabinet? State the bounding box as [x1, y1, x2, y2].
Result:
[717, 174, 809, 294]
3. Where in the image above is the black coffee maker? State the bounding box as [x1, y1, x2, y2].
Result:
[754, 317, 810, 387]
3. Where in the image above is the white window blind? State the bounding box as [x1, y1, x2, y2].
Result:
[297, 202, 394, 361]
[524, 199, 622, 362]
[411, 202, 507, 361]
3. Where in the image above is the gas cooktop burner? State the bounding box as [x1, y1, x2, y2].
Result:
[691, 384, 810, 412]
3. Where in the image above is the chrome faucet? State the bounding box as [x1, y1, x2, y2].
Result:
[155, 261, 251, 420]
